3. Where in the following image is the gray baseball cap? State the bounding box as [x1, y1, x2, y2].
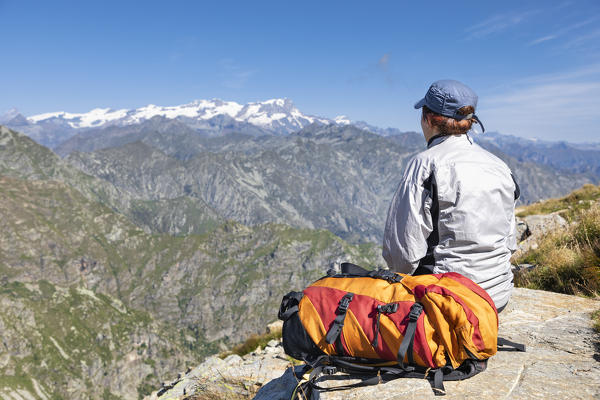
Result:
[414, 79, 485, 132]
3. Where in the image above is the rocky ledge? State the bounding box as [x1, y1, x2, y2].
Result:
[151, 287, 599, 399]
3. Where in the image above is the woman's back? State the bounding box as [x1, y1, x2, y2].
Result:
[417, 134, 516, 308]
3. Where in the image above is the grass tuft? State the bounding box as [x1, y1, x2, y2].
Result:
[516, 184, 600, 220]
[514, 202, 600, 297]
[592, 309, 600, 333]
[220, 328, 283, 359]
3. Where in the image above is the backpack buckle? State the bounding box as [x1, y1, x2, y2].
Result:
[409, 302, 423, 322]
[377, 303, 399, 314]
[323, 366, 337, 375]
[373, 270, 402, 283]
[338, 293, 354, 313]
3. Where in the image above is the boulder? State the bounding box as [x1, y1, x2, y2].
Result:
[522, 213, 568, 236]
[514, 213, 568, 258]
[150, 287, 599, 399]
[266, 320, 283, 334]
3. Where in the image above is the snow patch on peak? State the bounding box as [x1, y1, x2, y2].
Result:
[29, 111, 67, 122]
[260, 98, 295, 109]
[29, 108, 129, 128]
[262, 98, 287, 106]
[334, 115, 351, 125]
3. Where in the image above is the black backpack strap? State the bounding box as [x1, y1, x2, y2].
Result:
[432, 368, 446, 396]
[305, 358, 446, 396]
[497, 337, 526, 352]
[309, 371, 395, 392]
[368, 269, 403, 283]
[302, 355, 486, 397]
[308, 361, 426, 393]
[397, 302, 423, 370]
[339, 263, 403, 283]
[325, 293, 354, 346]
[372, 303, 399, 348]
[278, 291, 304, 321]
[340, 262, 369, 275]
[442, 359, 487, 381]
[291, 364, 321, 400]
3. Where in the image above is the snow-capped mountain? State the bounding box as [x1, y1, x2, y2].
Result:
[2, 98, 353, 148]
[25, 98, 340, 135]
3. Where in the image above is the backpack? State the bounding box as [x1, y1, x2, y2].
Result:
[278, 263, 524, 397]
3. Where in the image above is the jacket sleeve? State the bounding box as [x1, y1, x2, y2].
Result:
[382, 158, 433, 274]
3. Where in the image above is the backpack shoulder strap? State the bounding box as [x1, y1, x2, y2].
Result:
[340, 262, 370, 275]
[278, 291, 303, 321]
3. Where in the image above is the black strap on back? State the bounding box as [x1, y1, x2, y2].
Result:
[511, 173, 521, 201]
[419, 170, 439, 269]
[397, 302, 424, 370]
[497, 337, 526, 352]
[325, 293, 354, 347]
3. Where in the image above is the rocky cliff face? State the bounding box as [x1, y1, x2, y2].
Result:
[0, 126, 221, 237]
[0, 281, 197, 400]
[0, 125, 383, 398]
[151, 288, 600, 400]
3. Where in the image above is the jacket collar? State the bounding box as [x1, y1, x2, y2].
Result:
[427, 134, 450, 148]
[427, 133, 472, 148]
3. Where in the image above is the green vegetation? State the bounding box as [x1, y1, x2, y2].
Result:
[137, 375, 157, 400]
[514, 199, 600, 297]
[516, 184, 600, 221]
[129, 196, 223, 236]
[221, 328, 283, 358]
[592, 309, 600, 333]
[0, 280, 202, 399]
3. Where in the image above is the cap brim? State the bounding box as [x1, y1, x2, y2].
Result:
[414, 98, 426, 109]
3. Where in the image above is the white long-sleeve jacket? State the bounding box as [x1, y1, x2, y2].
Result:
[382, 134, 518, 309]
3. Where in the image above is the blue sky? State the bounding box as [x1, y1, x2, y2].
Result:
[1, 0, 599, 142]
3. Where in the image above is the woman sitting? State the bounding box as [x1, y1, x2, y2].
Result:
[382, 79, 519, 312]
